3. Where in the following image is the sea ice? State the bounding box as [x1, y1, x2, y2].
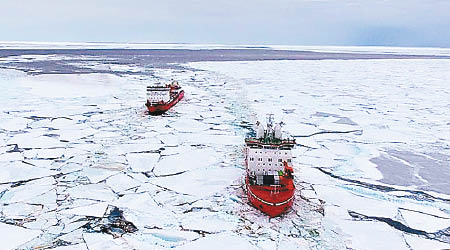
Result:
[176, 232, 256, 250]
[0, 223, 41, 250]
[105, 173, 141, 194]
[0, 177, 56, 204]
[0, 117, 30, 131]
[66, 183, 116, 202]
[60, 202, 109, 217]
[17, 73, 125, 98]
[83, 232, 127, 250]
[0, 162, 58, 184]
[1, 49, 449, 249]
[400, 209, 450, 233]
[153, 148, 220, 176]
[126, 153, 160, 172]
[151, 166, 241, 198]
[52, 244, 88, 250]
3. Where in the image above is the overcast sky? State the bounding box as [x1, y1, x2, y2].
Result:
[1, 0, 449, 47]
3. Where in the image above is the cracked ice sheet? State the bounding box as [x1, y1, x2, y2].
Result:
[7, 133, 66, 149]
[83, 233, 128, 250]
[0, 177, 56, 204]
[153, 148, 221, 176]
[1, 52, 449, 249]
[16, 73, 126, 98]
[60, 202, 109, 217]
[338, 219, 408, 250]
[176, 232, 257, 250]
[188, 59, 450, 249]
[66, 183, 116, 201]
[52, 244, 88, 250]
[126, 153, 160, 172]
[0, 161, 58, 184]
[400, 209, 450, 233]
[151, 166, 241, 198]
[112, 193, 179, 230]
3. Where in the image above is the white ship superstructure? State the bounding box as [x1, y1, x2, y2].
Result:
[146, 85, 171, 104]
[245, 115, 295, 185]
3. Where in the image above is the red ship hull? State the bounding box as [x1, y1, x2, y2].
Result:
[245, 176, 294, 217]
[146, 90, 184, 115]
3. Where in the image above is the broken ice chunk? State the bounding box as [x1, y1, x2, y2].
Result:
[105, 173, 141, 194]
[83, 232, 127, 250]
[60, 202, 109, 218]
[152, 167, 241, 198]
[153, 148, 219, 176]
[0, 152, 23, 161]
[170, 119, 211, 133]
[0, 222, 41, 249]
[66, 183, 116, 202]
[126, 153, 159, 173]
[0, 177, 56, 204]
[0, 117, 30, 131]
[175, 232, 256, 250]
[0, 161, 58, 184]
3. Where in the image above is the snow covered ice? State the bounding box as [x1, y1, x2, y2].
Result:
[0, 45, 449, 249]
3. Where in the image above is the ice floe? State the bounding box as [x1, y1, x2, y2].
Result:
[176, 232, 256, 250]
[151, 167, 241, 197]
[0, 223, 41, 250]
[0, 162, 58, 184]
[126, 153, 160, 172]
[153, 148, 220, 176]
[66, 183, 116, 201]
[60, 202, 109, 217]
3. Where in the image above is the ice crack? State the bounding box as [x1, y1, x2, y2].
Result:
[293, 129, 363, 138]
[348, 210, 450, 244]
[316, 167, 450, 203]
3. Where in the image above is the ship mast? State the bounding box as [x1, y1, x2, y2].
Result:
[265, 114, 274, 142]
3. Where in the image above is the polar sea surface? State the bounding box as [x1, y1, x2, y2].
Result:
[0, 45, 449, 250]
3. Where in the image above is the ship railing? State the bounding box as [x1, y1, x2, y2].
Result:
[147, 86, 171, 90]
[245, 138, 296, 146]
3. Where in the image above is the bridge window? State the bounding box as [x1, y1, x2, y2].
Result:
[287, 159, 291, 162]
[278, 159, 282, 162]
